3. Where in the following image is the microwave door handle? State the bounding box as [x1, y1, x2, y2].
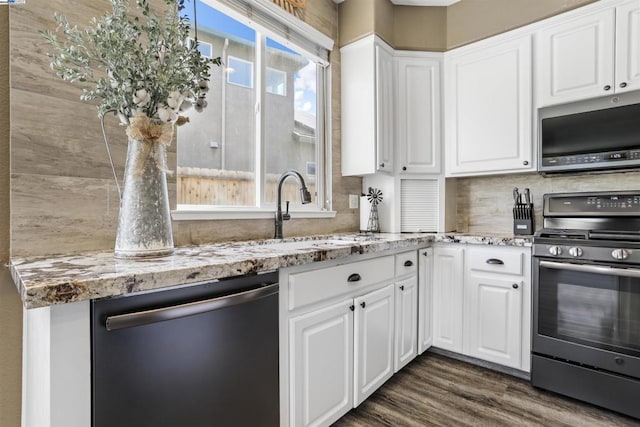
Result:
[105, 283, 279, 331]
[539, 261, 640, 279]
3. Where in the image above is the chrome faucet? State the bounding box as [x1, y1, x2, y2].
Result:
[274, 169, 312, 239]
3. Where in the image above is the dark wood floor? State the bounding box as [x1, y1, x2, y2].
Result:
[334, 352, 640, 427]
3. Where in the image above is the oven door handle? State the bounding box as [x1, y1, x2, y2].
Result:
[539, 260, 640, 278]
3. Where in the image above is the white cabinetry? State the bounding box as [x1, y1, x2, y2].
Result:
[354, 284, 395, 406]
[394, 251, 419, 372]
[464, 246, 530, 370]
[432, 244, 531, 372]
[395, 53, 441, 174]
[290, 299, 354, 427]
[432, 245, 464, 352]
[284, 248, 426, 427]
[341, 35, 395, 175]
[536, 1, 640, 107]
[444, 34, 533, 176]
[418, 248, 433, 354]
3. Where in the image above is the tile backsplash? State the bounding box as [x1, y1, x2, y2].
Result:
[456, 170, 640, 234]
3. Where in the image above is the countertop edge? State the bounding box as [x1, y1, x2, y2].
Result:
[11, 233, 533, 309]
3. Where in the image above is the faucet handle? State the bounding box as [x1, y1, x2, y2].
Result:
[283, 201, 291, 221]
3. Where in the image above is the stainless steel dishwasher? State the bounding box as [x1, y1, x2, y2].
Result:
[91, 271, 279, 427]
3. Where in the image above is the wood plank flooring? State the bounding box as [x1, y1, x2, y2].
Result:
[333, 352, 640, 427]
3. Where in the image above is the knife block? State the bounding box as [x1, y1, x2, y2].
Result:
[513, 203, 534, 235]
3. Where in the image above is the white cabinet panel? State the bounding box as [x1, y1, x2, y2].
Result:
[376, 44, 395, 174]
[395, 277, 418, 372]
[536, 8, 615, 106]
[464, 276, 523, 369]
[341, 35, 394, 175]
[445, 35, 533, 176]
[418, 248, 433, 354]
[290, 299, 354, 427]
[396, 55, 441, 174]
[354, 284, 395, 406]
[615, 0, 640, 93]
[432, 246, 464, 352]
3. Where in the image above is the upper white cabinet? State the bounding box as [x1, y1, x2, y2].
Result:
[396, 53, 442, 174]
[341, 35, 395, 175]
[444, 34, 534, 177]
[536, 1, 640, 107]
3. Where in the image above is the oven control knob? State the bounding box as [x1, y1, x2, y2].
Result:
[549, 246, 563, 256]
[611, 249, 629, 260]
[569, 247, 583, 257]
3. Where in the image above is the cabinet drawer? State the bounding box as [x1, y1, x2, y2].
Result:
[468, 247, 524, 276]
[395, 251, 417, 277]
[288, 256, 395, 310]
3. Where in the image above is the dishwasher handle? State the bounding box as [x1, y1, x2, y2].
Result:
[106, 282, 279, 331]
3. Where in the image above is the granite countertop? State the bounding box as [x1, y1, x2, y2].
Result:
[10, 232, 533, 309]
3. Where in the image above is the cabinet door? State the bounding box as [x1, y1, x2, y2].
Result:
[395, 277, 418, 372]
[354, 284, 394, 406]
[615, 1, 640, 94]
[396, 55, 441, 174]
[432, 246, 464, 353]
[290, 299, 354, 427]
[418, 248, 433, 354]
[445, 35, 533, 176]
[464, 275, 522, 369]
[536, 8, 615, 106]
[376, 44, 395, 174]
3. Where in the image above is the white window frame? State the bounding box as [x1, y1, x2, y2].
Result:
[266, 67, 287, 96]
[173, 0, 334, 220]
[226, 55, 254, 88]
[187, 37, 214, 58]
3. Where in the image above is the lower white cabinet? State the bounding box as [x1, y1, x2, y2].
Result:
[354, 284, 395, 406]
[464, 275, 523, 369]
[418, 248, 433, 354]
[431, 244, 531, 372]
[432, 246, 465, 353]
[285, 250, 425, 427]
[394, 277, 418, 372]
[289, 299, 354, 427]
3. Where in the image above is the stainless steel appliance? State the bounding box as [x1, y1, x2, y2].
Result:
[538, 90, 640, 174]
[532, 191, 640, 418]
[91, 271, 280, 427]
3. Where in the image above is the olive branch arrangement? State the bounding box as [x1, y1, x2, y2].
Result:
[40, 0, 221, 125]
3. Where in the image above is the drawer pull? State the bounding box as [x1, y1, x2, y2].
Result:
[347, 273, 361, 283]
[486, 258, 504, 265]
[404, 260, 414, 267]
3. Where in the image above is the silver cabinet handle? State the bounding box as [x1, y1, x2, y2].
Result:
[105, 283, 279, 331]
[486, 258, 504, 265]
[539, 260, 640, 279]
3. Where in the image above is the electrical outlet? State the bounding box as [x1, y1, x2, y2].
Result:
[349, 194, 359, 209]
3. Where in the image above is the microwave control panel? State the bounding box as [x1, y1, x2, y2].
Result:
[542, 149, 640, 167]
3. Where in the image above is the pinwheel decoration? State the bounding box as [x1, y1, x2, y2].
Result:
[366, 187, 383, 233]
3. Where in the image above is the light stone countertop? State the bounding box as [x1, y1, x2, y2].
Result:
[10, 232, 533, 309]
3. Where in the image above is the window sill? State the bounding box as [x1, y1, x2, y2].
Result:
[172, 207, 337, 221]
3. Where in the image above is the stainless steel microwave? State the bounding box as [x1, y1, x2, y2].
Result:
[538, 90, 640, 174]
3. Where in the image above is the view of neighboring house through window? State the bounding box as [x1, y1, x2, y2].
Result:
[177, 1, 328, 212]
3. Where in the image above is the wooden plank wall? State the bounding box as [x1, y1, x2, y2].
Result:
[10, 0, 361, 257]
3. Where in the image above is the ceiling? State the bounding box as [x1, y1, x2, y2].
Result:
[333, 0, 461, 5]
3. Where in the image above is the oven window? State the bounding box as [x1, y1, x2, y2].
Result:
[538, 265, 640, 357]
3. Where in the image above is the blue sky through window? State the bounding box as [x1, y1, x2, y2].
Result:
[182, 0, 317, 119]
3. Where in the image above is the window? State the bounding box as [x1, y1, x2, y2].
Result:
[227, 56, 254, 88]
[176, 0, 332, 216]
[187, 37, 213, 58]
[266, 68, 286, 96]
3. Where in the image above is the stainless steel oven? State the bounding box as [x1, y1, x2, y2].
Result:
[532, 191, 640, 419]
